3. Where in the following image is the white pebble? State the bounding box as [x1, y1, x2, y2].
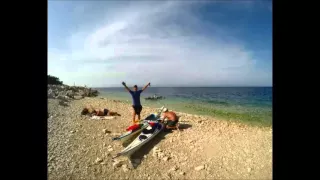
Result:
[194, 165, 205, 171]
[170, 166, 178, 171]
[122, 164, 129, 172]
[113, 161, 122, 168]
[102, 129, 108, 134]
[95, 158, 103, 164]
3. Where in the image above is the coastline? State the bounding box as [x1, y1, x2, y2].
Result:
[48, 96, 272, 180]
[97, 91, 272, 127]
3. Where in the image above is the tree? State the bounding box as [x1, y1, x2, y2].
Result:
[48, 75, 63, 85]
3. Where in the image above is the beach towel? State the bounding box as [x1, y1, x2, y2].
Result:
[90, 116, 116, 120]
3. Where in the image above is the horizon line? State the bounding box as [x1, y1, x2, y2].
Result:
[92, 86, 273, 88]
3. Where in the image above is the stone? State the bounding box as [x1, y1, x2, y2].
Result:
[153, 146, 160, 152]
[48, 89, 55, 99]
[152, 152, 157, 157]
[95, 158, 103, 164]
[113, 160, 124, 168]
[170, 166, 178, 171]
[157, 152, 165, 158]
[102, 129, 110, 134]
[107, 148, 113, 152]
[195, 165, 205, 171]
[122, 164, 129, 172]
[247, 168, 252, 172]
[48, 85, 100, 99]
[74, 95, 83, 100]
[163, 157, 169, 161]
[179, 172, 186, 175]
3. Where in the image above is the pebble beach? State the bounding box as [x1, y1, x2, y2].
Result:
[48, 97, 272, 180]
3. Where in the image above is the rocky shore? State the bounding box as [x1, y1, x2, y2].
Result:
[48, 84, 99, 106]
[48, 96, 272, 180]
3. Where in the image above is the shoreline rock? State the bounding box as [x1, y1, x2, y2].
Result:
[48, 84, 99, 101]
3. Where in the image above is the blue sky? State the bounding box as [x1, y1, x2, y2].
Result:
[48, 0, 272, 87]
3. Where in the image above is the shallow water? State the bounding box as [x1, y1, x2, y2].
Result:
[96, 87, 272, 126]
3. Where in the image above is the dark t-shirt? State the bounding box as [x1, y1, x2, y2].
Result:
[130, 90, 142, 106]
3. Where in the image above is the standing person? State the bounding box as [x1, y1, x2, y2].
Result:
[122, 81, 151, 123]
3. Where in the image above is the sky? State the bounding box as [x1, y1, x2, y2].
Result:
[48, 0, 272, 87]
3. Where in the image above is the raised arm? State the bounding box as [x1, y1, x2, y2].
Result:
[122, 82, 131, 92]
[142, 82, 151, 91]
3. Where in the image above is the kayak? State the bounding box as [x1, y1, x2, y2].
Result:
[112, 122, 149, 142]
[113, 122, 164, 158]
[112, 106, 165, 142]
[121, 121, 159, 147]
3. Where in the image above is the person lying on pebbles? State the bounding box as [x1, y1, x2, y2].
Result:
[161, 108, 179, 131]
[81, 106, 121, 117]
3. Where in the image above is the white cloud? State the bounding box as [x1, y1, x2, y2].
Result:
[48, 1, 272, 87]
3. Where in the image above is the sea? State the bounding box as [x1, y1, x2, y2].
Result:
[95, 87, 272, 126]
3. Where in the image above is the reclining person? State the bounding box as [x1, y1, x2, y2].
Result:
[81, 106, 121, 117]
[161, 108, 179, 130]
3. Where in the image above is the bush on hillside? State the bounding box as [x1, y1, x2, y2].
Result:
[48, 75, 63, 85]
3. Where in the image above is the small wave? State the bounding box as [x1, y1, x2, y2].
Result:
[205, 100, 230, 106]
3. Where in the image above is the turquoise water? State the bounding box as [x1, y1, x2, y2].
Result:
[96, 87, 272, 126]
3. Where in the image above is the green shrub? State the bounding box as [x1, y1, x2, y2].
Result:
[48, 75, 63, 85]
